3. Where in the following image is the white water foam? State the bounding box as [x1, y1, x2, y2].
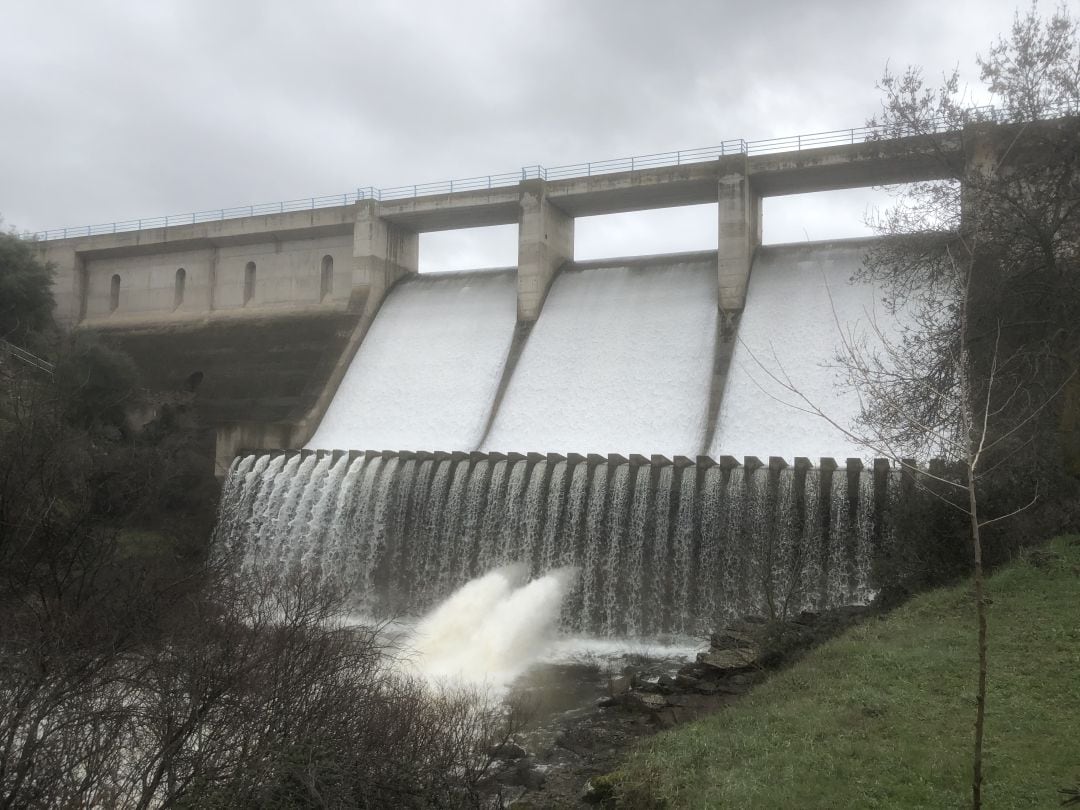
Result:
[482, 256, 718, 455]
[407, 565, 578, 688]
[711, 239, 903, 460]
[306, 270, 517, 451]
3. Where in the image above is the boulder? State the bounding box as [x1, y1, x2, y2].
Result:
[496, 758, 545, 789]
[697, 646, 759, 672]
[655, 674, 678, 694]
[634, 678, 662, 694]
[608, 674, 632, 696]
[627, 692, 667, 711]
[709, 628, 757, 650]
[490, 741, 527, 761]
[673, 673, 702, 691]
[582, 776, 616, 804]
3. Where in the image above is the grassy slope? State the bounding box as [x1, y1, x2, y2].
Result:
[613, 536, 1080, 808]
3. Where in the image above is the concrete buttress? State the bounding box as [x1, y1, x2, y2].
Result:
[353, 200, 419, 316]
[517, 179, 573, 322]
[716, 156, 760, 313]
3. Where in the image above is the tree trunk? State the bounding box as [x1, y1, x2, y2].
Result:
[967, 473, 987, 810]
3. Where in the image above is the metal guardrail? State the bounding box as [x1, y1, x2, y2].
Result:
[27, 103, 1076, 242]
[1, 339, 55, 374]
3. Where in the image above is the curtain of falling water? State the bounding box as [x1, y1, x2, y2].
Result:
[217, 452, 893, 637]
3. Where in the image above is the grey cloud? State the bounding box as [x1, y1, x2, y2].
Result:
[1, 0, 1024, 253]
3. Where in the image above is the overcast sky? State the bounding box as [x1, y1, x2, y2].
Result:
[2, 0, 1025, 271]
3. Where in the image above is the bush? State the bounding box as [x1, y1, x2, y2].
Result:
[0, 230, 55, 349]
[0, 356, 511, 808]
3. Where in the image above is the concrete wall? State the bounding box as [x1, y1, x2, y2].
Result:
[80, 234, 354, 325]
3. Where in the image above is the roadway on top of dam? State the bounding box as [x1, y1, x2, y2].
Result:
[32, 130, 959, 254]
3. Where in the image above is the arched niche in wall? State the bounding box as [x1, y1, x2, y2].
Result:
[243, 261, 256, 306]
[109, 274, 121, 313]
[174, 267, 186, 310]
[320, 255, 334, 301]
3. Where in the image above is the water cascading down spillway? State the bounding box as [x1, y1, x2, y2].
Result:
[216, 450, 894, 637]
[216, 243, 905, 640]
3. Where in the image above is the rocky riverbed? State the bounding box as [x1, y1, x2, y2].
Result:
[482, 606, 873, 808]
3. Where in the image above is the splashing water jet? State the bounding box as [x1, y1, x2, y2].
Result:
[408, 565, 579, 687]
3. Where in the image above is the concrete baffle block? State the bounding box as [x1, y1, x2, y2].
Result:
[718, 455, 741, 470]
[743, 455, 764, 471]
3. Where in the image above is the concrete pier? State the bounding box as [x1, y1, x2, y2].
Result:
[353, 200, 419, 316]
[716, 156, 760, 313]
[517, 179, 573, 322]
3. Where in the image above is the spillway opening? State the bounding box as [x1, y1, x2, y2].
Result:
[762, 187, 900, 244]
[419, 224, 518, 273]
[574, 203, 718, 261]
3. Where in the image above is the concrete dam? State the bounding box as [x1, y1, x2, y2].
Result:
[212, 240, 897, 636]
[34, 128, 953, 637]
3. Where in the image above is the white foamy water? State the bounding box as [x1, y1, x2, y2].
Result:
[711, 239, 902, 460]
[306, 270, 517, 450]
[407, 566, 578, 687]
[482, 255, 718, 455]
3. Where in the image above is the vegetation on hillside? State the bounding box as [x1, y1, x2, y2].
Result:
[609, 535, 1080, 808]
[0, 226, 54, 350]
[0, 233, 516, 807]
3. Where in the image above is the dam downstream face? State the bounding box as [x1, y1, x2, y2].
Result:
[306, 269, 518, 451]
[222, 240, 906, 646]
[481, 257, 718, 456]
[303, 241, 894, 460]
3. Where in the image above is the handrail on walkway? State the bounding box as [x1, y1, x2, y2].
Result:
[26, 102, 1077, 242]
[1, 339, 55, 374]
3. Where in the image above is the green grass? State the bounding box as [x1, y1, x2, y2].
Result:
[612, 536, 1080, 809]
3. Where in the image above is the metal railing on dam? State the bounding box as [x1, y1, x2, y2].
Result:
[0, 339, 54, 374]
[28, 103, 1075, 242]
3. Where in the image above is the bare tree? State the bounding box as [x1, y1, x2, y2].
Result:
[1, 343, 517, 808]
[744, 6, 1079, 808]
